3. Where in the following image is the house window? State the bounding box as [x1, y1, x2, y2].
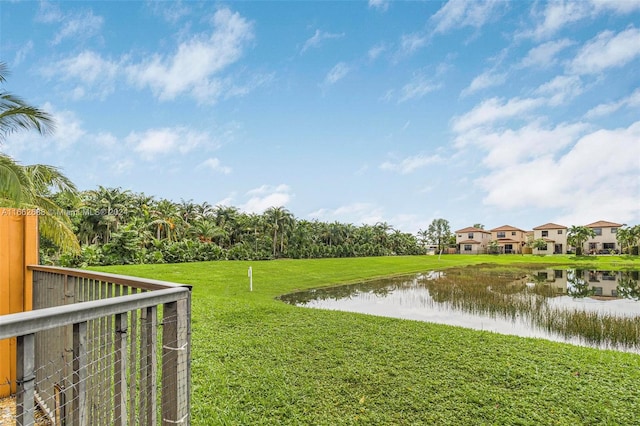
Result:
[464, 244, 472, 251]
[539, 244, 547, 250]
[468, 233, 474, 239]
[457, 234, 462, 238]
[554, 270, 563, 279]
[497, 232, 506, 238]
[511, 231, 516, 236]
[541, 231, 548, 237]
[557, 230, 563, 234]
[603, 243, 616, 251]
[593, 228, 602, 236]
[611, 228, 617, 233]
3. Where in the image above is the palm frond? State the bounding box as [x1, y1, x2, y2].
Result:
[0, 93, 56, 142]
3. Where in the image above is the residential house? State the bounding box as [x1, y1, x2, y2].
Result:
[532, 223, 568, 254]
[489, 225, 528, 254]
[455, 227, 491, 254]
[584, 220, 624, 254]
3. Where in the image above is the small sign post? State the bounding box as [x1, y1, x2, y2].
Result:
[248, 266, 253, 292]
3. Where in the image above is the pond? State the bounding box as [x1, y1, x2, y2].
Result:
[279, 267, 640, 353]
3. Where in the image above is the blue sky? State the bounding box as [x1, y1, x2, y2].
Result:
[1, 0, 639, 234]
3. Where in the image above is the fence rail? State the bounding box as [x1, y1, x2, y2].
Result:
[0, 266, 192, 426]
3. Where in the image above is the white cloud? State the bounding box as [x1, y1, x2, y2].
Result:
[126, 8, 253, 101]
[569, 27, 640, 75]
[476, 121, 640, 223]
[148, 0, 191, 23]
[52, 10, 104, 45]
[380, 154, 442, 174]
[430, 0, 503, 35]
[522, 1, 640, 40]
[199, 157, 232, 174]
[460, 71, 506, 97]
[324, 62, 350, 85]
[368, 0, 389, 11]
[308, 202, 385, 226]
[534, 75, 583, 105]
[301, 29, 344, 53]
[45, 50, 120, 99]
[41, 103, 86, 149]
[368, 43, 386, 60]
[36, 1, 63, 23]
[519, 39, 574, 68]
[241, 184, 292, 213]
[399, 33, 427, 54]
[398, 75, 440, 102]
[451, 97, 545, 134]
[41, 8, 261, 103]
[584, 87, 640, 118]
[525, 1, 592, 40]
[13, 41, 33, 66]
[128, 127, 211, 160]
[470, 121, 589, 168]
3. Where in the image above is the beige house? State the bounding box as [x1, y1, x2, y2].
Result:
[532, 223, 568, 254]
[584, 220, 623, 254]
[490, 225, 528, 254]
[455, 227, 491, 254]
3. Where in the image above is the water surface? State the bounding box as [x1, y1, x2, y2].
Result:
[280, 268, 640, 352]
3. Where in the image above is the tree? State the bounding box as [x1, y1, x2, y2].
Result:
[0, 154, 80, 252]
[0, 62, 54, 143]
[531, 238, 548, 252]
[264, 206, 293, 257]
[0, 62, 78, 252]
[472, 223, 485, 229]
[617, 225, 640, 255]
[426, 218, 452, 253]
[567, 225, 596, 255]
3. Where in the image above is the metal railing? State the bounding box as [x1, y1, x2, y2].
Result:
[0, 266, 192, 426]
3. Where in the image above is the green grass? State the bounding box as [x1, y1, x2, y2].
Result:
[94, 255, 640, 425]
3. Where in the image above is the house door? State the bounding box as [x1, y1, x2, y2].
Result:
[504, 244, 513, 254]
[554, 244, 563, 254]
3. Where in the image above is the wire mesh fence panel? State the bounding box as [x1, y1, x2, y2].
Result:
[1, 267, 191, 426]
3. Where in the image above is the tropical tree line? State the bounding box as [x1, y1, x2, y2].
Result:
[40, 187, 426, 266]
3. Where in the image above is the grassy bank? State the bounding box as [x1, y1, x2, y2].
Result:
[96, 255, 640, 425]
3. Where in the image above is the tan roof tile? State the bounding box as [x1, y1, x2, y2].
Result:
[532, 222, 567, 230]
[585, 220, 624, 228]
[455, 226, 491, 233]
[490, 225, 526, 232]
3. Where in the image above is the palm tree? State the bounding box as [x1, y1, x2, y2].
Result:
[567, 225, 596, 255]
[0, 154, 79, 251]
[0, 63, 80, 252]
[617, 225, 640, 255]
[263, 206, 293, 257]
[1, 62, 54, 143]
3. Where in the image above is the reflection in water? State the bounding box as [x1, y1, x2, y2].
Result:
[279, 268, 640, 352]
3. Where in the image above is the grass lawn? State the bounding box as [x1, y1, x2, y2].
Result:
[95, 255, 640, 425]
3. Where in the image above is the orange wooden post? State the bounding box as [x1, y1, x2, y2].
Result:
[0, 209, 39, 397]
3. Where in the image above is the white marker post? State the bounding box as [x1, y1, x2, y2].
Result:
[248, 266, 253, 292]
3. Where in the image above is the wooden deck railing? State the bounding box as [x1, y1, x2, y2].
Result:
[0, 266, 192, 426]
